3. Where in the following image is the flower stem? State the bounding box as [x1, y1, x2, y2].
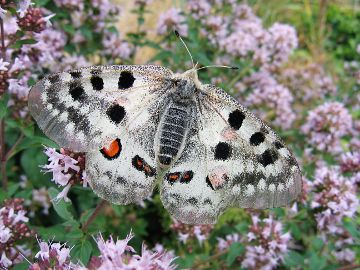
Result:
[0, 17, 7, 191]
[82, 199, 107, 232]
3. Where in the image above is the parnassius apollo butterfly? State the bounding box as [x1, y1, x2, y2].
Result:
[28, 36, 301, 225]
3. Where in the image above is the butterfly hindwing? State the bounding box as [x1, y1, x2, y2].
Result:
[160, 84, 301, 224]
[28, 65, 173, 152]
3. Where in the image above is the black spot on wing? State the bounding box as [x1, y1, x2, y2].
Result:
[250, 132, 265, 146]
[91, 76, 104, 91]
[69, 71, 82, 78]
[67, 106, 81, 124]
[90, 68, 102, 75]
[48, 74, 60, 84]
[118, 71, 135, 89]
[187, 197, 198, 205]
[258, 149, 278, 167]
[214, 142, 232, 160]
[69, 82, 85, 101]
[107, 104, 126, 124]
[46, 85, 60, 105]
[228, 109, 245, 130]
[274, 141, 284, 149]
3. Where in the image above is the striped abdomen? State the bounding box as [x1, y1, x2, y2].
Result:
[157, 103, 190, 166]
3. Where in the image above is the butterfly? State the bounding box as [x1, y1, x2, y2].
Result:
[28, 34, 301, 224]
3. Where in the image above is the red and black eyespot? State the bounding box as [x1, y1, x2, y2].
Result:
[100, 138, 121, 160]
[143, 164, 156, 177]
[166, 172, 181, 184]
[132, 155, 156, 177]
[132, 155, 144, 171]
[180, 170, 194, 183]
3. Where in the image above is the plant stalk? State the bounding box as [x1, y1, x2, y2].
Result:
[0, 17, 7, 191]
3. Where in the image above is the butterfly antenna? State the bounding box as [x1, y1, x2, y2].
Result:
[174, 30, 195, 69]
[196, 65, 239, 71]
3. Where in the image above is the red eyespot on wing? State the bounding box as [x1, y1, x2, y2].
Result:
[167, 172, 181, 184]
[180, 170, 194, 183]
[100, 138, 121, 159]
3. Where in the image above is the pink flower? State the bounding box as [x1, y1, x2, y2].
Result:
[0, 252, 12, 268]
[308, 165, 359, 234]
[17, 0, 34, 18]
[42, 146, 80, 187]
[157, 8, 188, 37]
[0, 58, 9, 71]
[102, 31, 133, 60]
[302, 102, 353, 153]
[0, 7, 7, 19]
[243, 71, 296, 129]
[187, 0, 211, 20]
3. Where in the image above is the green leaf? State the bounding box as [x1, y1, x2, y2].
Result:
[71, 239, 93, 265]
[48, 187, 75, 221]
[20, 147, 50, 186]
[10, 39, 37, 49]
[10, 136, 58, 158]
[343, 219, 360, 240]
[309, 252, 327, 270]
[284, 251, 305, 267]
[226, 242, 245, 266]
[0, 94, 9, 120]
[36, 224, 68, 241]
[62, 24, 75, 35]
[310, 237, 324, 251]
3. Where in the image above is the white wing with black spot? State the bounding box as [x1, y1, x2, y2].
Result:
[28, 65, 173, 152]
[160, 84, 301, 224]
[29, 65, 174, 204]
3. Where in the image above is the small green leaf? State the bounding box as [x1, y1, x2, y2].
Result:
[0, 94, 9, 120]
[10, 39, 37, 49]
[71, 240, 93, 265]
[48, 187, 75, 221]
[36, 224, 68, 241]
[226, 242, 245, 266]
[284, 251, 305, 267]
[309, 252, 327, 270]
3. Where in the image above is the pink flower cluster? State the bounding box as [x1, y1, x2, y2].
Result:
[309, 165, 358, 234]
[0, 198, 33, 269]
[185, 2, 298, 70]
[29, 232, 178, 270]
[243, 71, 296, 129]
[217, 215, 291, 270]
[30, 240, 73, 269]
[42, 147, 86, 202]
[156, 8, 188, 37]
[301, 102, 353, 154]
[282, 63, 337, 102]
[340, 151, 360, 183]
[171, 219, 213, 246]
[0, 1, 55, 97]
[308, 165, 359, 262]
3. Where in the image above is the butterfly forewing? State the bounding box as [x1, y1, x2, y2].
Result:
[28, 65, 173, 152]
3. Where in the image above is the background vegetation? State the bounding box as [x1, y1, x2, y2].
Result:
[0, 0, 359, 269]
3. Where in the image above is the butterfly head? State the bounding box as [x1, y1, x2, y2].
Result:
[172, 68, 202, 100]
